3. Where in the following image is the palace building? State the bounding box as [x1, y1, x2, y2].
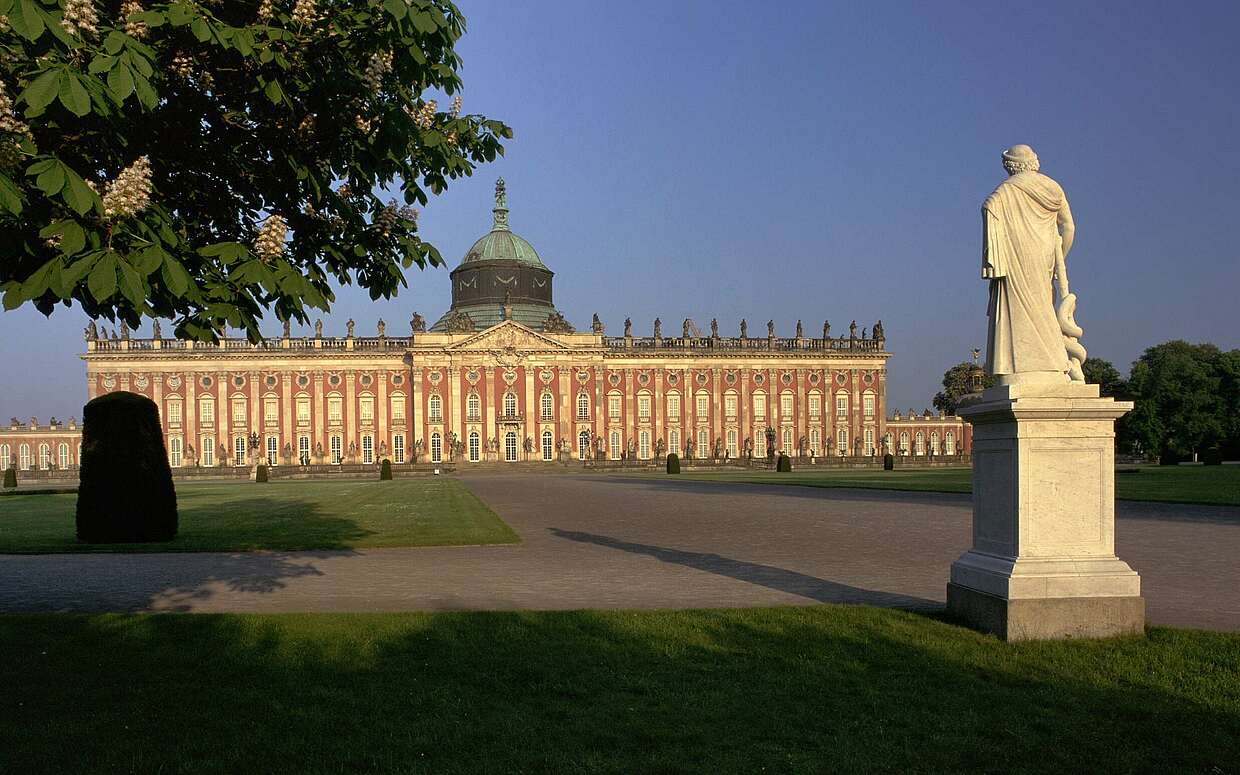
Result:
[0, 180, 971, 474]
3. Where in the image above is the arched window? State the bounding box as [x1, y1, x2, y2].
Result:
[808, 391, 822, 418]
[18, 443, 31, 470]
[727, 429, 738, 458]
[542, 430, 553, 461]
[696, 391, 709, 418]
[945, 431, 956, 455]
[752, 391, 766, 420]
[390, 393, 406, 423]
[266, 435, 279, 466]
[358, 394, 374, 424]
[637, 392, 651, 419]
[697, 429, 710, 457]
[666, 392, 680, 420]
[0, 444, 10, 470]
[929, 431, 939, 456]
[503, 392, 518, 417]
[607, 392, 622, 419]
[198, 396, 215, 424]
[578, 430, 590, 460]
[754, 431, 766, 460]
[393, 434, 406, 463]
[609, 431, 621, 460]
[837, 428, 848, 456]
[296, 395, 311, 426]
[504, 431, 518, 462]
[430, 432, 442, 463]
[231, 396, 248, 426]
[327, 393, 343, 424]
[298, 436, 310, 465]
[468, 431, 480, 462]
[165, 398, 183, 426]
[202, 436, 215, 467]
[361, 434, 374, 464]
[58, 443, 70, 469]
[810, 428, 820, 455]
[428, 394, 443, 422]
[669, 429, 680, 457]
[835, 391, 848, 418]
[915, 431, 925, 455]
[865, 428, 876, 456]
[467, 393, 481, 422]
[576, 392, 590, 420]
[169, 438, 182, 468]
[724, 391, 738, 418]
[330, 435, 343, 464]
[639, 430, 651, 459]
[899, 432, 910, 455]
[233, 436, 247, 466]
[264, 395, 280, 426]
[38, 443, 51, 469]
[541, 392, 554, 420]
[780, 391, 794, 420]
[863, 391, 875, 417]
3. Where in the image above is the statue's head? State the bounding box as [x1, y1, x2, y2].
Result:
[1002, 144, 1039, 175]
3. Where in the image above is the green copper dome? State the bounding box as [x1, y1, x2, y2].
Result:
[458, 178, 546, 268]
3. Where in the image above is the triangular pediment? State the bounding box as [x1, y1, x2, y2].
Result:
[444, 320, 573, 352]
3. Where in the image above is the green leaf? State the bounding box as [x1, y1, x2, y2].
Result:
[264, 78, 284, 104]
[107, 65, 135, 101]
[88, 253, 118, 302]
[58, 72, 91, 117]
[103, 30, 127, 54]
[118, 260, 145, 307]
[62, 252, 103, 285]
[190, 16, 210, 42]
[21, 70, 60, 112]
[132, 73, 157, 110]
[2, 284, 24, 310]
[135, 246, 164, 275]
[20, 259, 56, 300]
[160, 258, 192, 297]
[9, 0, 45, 41]
[88, 54, 118, 74]
[383, 0, 408, 20]
[35, 163, 65, 196]
[411, 11, 437, 33]
[0, 173, 23, 215]
[61, 168, 100, 216]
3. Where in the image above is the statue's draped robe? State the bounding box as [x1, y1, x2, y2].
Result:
[982, 172, 1068, 377]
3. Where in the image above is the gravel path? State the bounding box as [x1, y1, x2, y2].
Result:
[1, 474, 1236, 630]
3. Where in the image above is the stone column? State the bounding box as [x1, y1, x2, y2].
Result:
[410, 367, 422, 462]
[948, 383, 1143, 641]
[378, 371, 389, 461]
[313, 371, 325, 461]
[345, 370, 356, 462]
[281, 373, 293, 458]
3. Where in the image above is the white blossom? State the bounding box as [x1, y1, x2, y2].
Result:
[101, 156, 153, 220]
[254, 215, 288, 262]
[122, 1, 147, 39]
[60, 0, 99, 38]
[291, 0, 317, 26]
[450, 95, 461, 117]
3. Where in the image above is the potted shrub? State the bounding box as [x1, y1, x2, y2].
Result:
[666, 452, 680, 474]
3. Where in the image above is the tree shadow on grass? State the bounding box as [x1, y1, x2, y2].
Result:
[549, 528, 938, 610]
[1, 608, 1237, 773]
[591, 474, 975, 508]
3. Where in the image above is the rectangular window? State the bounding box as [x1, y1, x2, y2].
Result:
[725, 394, 737, 418]
[638, 395, 651, 419]
[234, 436, 246, 466]
[863, 394, 875, 416]
[429, 395, 443, 422]
[696, 394, 708, 417]
[667, 394, 680, 420]
[780, 394, 793, 418]
[362, 435, 374, 464]
[298, 436, 310, 465]
[360, 396, 374, 423]
[467, 395, 480, 422]
[391, 396, 406, 422]
[266, 435, 278, 466]
[296, 397, 311, 425]
[330, 436, 342, 465]
[201, 437, 215, 467]
[264, 398, 279, 426]
[169, 437, 182, 467]
[393, 434, 405, 464]
[328, 396, 343, 424]
[166, 400, 183, 426]
[753, 394, 766, 420]
[608, 395, 622, 419]
[199, 398, 215, 424]
[836, 395, 848, 417]
[808, 394, 821, 418]
[232, 398, 247, 426]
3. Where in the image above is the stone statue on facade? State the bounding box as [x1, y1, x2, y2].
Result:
[346, 319, 355, 337]
[710, 318, 719, 338]
[823, 320, 830, 339]
[153, 320, 162, 339]
[281, 319, 290, 338]
[683, 319, 691, 339]
[502, 290, 513, 321]
[414, 438, 423, 458]
[120, 321, 130, 340]
[592, 313, 604, 334]
[795, 320, 803, 338]
[626, 439, 636, 458]
[377, 319, 385, 337]
[84, 321, 97, 341]
[410, 312, 426, 333]
[220, 443, 229, 464]
[873, 320, 884, 340]
[624, 317, 632, 337]
[849, 320, 857, 339]
[653, 318, 661, 339]
[713, 438, 723, 460]
[684, 439, 694, 460]
[524, 436, 534, 454]
[544, 311, 575, 333]
[740, 319, 747, 339]
[982, 144, 1083, 384]
[862, 327, 868, 340]
[767, 320, 774, 338]
[442, 309, 475, 333]
[655, 438, 665, 457]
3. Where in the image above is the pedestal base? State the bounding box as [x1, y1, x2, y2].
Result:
[947, 583, 1144, 641]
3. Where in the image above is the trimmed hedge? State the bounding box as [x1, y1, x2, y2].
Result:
[776, 453, 792, 472]
[2, 467, 15, 489]
[884, 453, 895, 471]
[666, 453, 680, 474]
[75, 391, 178, 543]
[255, 464, 269, 483]
[380, 458, 393, 480]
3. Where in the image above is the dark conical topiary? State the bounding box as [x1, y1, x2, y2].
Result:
[666, 452, 680, 474]
[884, 453, 895, 471]
[76, 391, 177, 543]
[255, 463, 269, 483]
[776, 453, 792, 472]
[2, 467, 15, 489]
[380, 458, 393, 480]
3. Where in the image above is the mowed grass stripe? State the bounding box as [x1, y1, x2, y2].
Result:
[0, 478, 518, 553]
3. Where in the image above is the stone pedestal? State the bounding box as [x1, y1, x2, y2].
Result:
[948, 382, 1144, 641]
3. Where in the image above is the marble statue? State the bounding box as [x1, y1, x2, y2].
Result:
[849, 320, 857, 338]
[377, 319, 385, 337]
[766, 320, 774, 338]
[314, 319, 323, 337]
[653, 318, 661, 338]
[623, 317, 632, 337]
[982, 144, 1083, 384]
[740, 319, 747, 338]
[795, 320, 803, 338]
[153, 320, 162, 339]
[710, 318, 718, 338]
[823, 320, 830, 339]
[592, 313, 603, 334]
[346, 319, 355, 337]
[410, 312, 425, 333]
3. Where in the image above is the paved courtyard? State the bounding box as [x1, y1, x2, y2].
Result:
[1, 474, 1237, 631]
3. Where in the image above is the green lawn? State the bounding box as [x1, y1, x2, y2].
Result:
[0, 478, 517, 553]
[0, 607, 1236, 773]
[663, 464, 1240, 507]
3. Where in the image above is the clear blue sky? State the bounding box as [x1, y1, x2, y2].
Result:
[3, 0, 1238, 419]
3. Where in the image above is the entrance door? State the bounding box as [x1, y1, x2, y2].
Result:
[504, 432, 517, 462]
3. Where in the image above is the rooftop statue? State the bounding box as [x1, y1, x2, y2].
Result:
[849, 320, 857, 338]
[377, 319, 385, 337]
[153, 320, 162, 339]
[740, 319, 747, 338]
[282, 319, 290, 338]
[624, 317, 632, 337]
[982, 144, 1083, 383]
[795, 320, 803, 338]
[85, 321, 97, 341]
[346, 318, 355, 337]
[442, 309, 474, 333]
[823, 320, 830, 339]
[710, 318, 718, 338]
[653, 317, 661, 338]
[314, 319, 323, 337]
[767, 320, 774, 338]
[591, 313, 603, 334]
[410, 312, 426, 333]
[873, 320, 884, 340]
[544, 311, 575, 333]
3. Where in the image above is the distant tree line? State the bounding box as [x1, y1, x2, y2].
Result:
[934, 341, 1240, 463]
